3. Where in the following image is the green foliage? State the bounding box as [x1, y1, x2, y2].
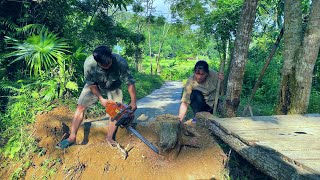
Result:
[313, 56, 320, 90]
[39, 79, 59, 101]
[0, 18, 44, 38]
[256, 0, 284, 29]
[170, 0, 242, 60]
[0, 81, 53, 160]
[5, 29, 70, 77]
[160, 60, 193, 80]
[239, 98, 275, 116]
[66, 81, 79, 91]
[4, 28, 82, 100]
[0, 21, 49, 80]
[242, 28, 283, 107]
[40, 158, 61, 179]
[11, 167, 25, 180]
[308, 89, 320, 113]
[123, 71, 164, 102]
[58, 1, 142, 53]
[9, 158, 33, 180]
[132, 2, 144, 13]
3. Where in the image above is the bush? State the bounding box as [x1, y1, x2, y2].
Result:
[123, 71, 164, 102]
[0, 82, 49, 159]
[308, 89, 320, 113]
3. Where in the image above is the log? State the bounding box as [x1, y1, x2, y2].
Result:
[152, 114, 200, 160]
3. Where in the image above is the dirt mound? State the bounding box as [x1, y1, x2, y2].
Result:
[3, 106, 227, 179]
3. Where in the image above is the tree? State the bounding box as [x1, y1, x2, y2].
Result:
[155, 19, 170, 75]
[170, 0, 243, 94]
[224, 0, 258, 117]
[277, 0, 320, 114]
[144, 0, 156, 74]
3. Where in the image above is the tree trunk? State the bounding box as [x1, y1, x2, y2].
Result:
[277, 0, 320, 114]
[290, 0, 320, 113]
[148, 26, 153, 75]
[224, 0, 258, 117]
[220, 39, 229, 97]
[134, 46, 140, 71]
[134, 17, 143, 71]
[224, 40, 233, 96]
[213, 39, 227, 114]
[145, 0, 155, 75]
[155, 23, 170, 75]
[277, 0, 302, 114]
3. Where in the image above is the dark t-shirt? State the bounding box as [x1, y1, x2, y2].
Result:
[84, 53, 135, 90]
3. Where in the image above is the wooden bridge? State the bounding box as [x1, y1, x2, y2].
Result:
[197, 113, 320, 180]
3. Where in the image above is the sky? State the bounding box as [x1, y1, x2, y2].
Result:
[153, 0, 172, 21]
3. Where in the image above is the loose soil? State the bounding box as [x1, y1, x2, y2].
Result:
[1, 106, 227, 179]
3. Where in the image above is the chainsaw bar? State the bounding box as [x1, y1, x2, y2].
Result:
[126, 126, 159, 154]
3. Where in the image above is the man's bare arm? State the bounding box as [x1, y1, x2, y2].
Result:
[178, 102, 188, 122]
[89, 85, 108, 107]
[128, 84, 137, 110]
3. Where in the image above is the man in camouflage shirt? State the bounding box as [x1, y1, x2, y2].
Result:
[57, 45, 137, 149]
[178, 60, 223, 123]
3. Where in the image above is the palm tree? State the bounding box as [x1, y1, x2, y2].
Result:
[6, 28, 70, 77]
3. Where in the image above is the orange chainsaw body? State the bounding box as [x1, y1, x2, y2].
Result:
[105, 101, 134, 127]
[105, 101, 127, 119]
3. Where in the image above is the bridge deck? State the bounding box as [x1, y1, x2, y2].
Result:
[197, 113, 320, 180]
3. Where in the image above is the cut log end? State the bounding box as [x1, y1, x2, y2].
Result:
[152, 114, 203, 160]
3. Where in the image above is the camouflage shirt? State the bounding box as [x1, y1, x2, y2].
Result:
[181, 70, 219, 107]
[84, 54, 135, 90]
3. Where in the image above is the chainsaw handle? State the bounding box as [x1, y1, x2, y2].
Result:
[111, 106, 134, 122]
[128, 106, 137, 112]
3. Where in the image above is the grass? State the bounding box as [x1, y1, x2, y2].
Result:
[238, 97, 276, 116]
[140, 57, 221, 81]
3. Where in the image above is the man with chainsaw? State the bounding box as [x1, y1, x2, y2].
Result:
[56, 45, 137, 149]
[178, 60, 223, 124]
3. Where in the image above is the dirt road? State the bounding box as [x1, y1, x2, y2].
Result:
[0, 81, 227, 180]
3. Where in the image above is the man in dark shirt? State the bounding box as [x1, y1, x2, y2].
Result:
[56, 45, 137, 149]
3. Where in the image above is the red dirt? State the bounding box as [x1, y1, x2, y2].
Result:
[2, 106, 227, 179]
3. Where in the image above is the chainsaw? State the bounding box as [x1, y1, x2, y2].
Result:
[105, 101, 159, 154]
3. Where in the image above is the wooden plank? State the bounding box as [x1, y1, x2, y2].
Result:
[256, 139, 320, 151]
[280, 150, 320, 174]
[281, 150, 320, 160]
[232, 128, 320, 147]
[214, 119, 319, 132]
[294, 160, 320, 174]
[211, 114, 320, 133]
[196, 113, 320, 179]
[233, 127, 320, 135]
[205, 120, 318, 180]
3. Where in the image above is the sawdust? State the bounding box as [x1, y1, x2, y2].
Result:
[1, 106, 227, 179]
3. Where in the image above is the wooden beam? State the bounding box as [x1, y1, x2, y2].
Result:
[197, 113, 320, 180]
